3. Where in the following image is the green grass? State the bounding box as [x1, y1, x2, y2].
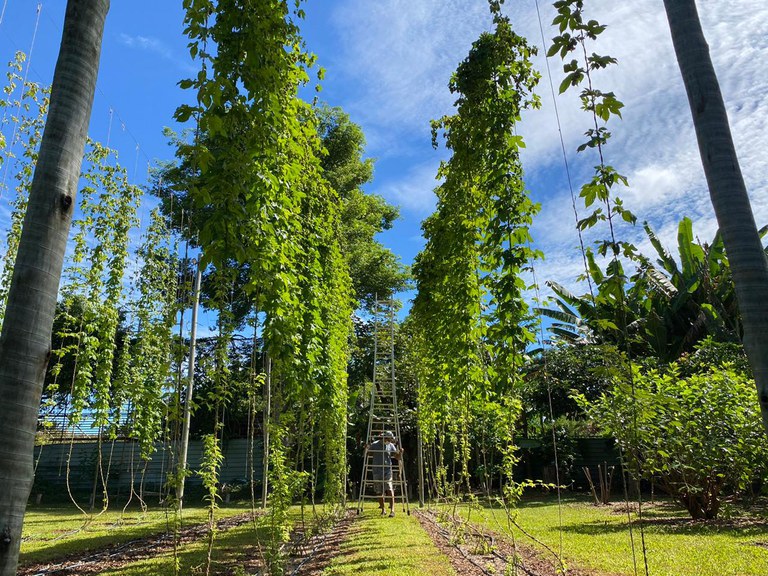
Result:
[95, 519, 269, 576]
[321, 506, 456, 576]
[20, 500, 253, 565]
[22, 503, 356, 575]
[30, 495, 764, 576]
[442, 494, 768, 576]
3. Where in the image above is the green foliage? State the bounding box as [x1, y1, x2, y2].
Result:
[540, 217, 745, 363]
[522, 344, 622, 429]
[174, 3, 356, 567]
[677, 337, 750, 377]
[316, 105, 410, 309]
[577, 364, 768, 519]
[412, 0, 539, 494]
[0, 53, 50, 329]
[263, 424, 308, 575]
[198, 433, 224, 576]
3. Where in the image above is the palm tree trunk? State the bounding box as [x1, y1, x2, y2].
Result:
[663, 0, 768, 433]
[0, 2, 109, 574]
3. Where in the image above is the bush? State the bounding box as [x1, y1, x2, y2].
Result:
[576, 364, 768, 519]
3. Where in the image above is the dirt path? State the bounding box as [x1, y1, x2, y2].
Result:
[289, 510, 357, 575]
[414, 509, 595, 576]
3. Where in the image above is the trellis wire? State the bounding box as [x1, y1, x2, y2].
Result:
[531, 1, 650, 573]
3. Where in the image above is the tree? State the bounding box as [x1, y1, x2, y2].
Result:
[663, 0, 768, 433]
[523, 344, 621, 426]
[316, 105, 410, 308]
[0, 1, 108, 574]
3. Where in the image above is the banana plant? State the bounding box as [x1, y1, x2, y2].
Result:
[538, 249, 647, 353]
[635, 217, 752, 361]
[541, 217, 760, 363]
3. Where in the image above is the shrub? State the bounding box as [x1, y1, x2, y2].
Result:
[576, 364, 768, 519]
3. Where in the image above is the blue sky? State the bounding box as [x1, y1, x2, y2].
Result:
[1, 0, 767, 318]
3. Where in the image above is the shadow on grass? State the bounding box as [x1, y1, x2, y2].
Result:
[560, 515, 768, 539]
[520, 493, 590, 505]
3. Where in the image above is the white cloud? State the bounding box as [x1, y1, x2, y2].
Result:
[335, 0, 767, 302]
[328, 0, 492, 152]
[119, 33, 172, 58]
[377, 161, 441, 215]
[118, 33, 195, 73]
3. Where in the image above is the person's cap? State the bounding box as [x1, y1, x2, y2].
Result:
[382, 431, 395, 439]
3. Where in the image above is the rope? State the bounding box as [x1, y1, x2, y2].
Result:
[527, 240, 565, 566]
[132, 143, 140, 184]
[105, 107, 113, 148]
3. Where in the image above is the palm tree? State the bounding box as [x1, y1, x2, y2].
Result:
[663, 0, 768, 433]
[538, 249, 647, 353]
[0, 2, 109, 574]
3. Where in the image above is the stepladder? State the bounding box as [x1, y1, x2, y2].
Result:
[356, 299, 409, 515]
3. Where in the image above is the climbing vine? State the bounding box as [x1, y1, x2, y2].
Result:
[412, 0, 540, 497]
[0, 53, 49, 328]
[548, 0, 637, 312]
[53, 142, 140, 433]
[126, 207, 179, 458]
[174, 0, 355, 569]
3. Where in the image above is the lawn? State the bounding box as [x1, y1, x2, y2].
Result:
[22, 495, 768, 576]
[443, 494, 768, 576]
[321, 506, 456, 576]
[20, 500, 254, 565]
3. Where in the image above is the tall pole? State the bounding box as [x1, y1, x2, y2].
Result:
[177, 259, 201, 508]
[0, 2, 109, 574]
[417, 419, 425, 508]
[261, 354, 272, 508]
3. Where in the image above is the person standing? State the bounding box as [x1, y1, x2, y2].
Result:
[368, 430, 402, 516]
